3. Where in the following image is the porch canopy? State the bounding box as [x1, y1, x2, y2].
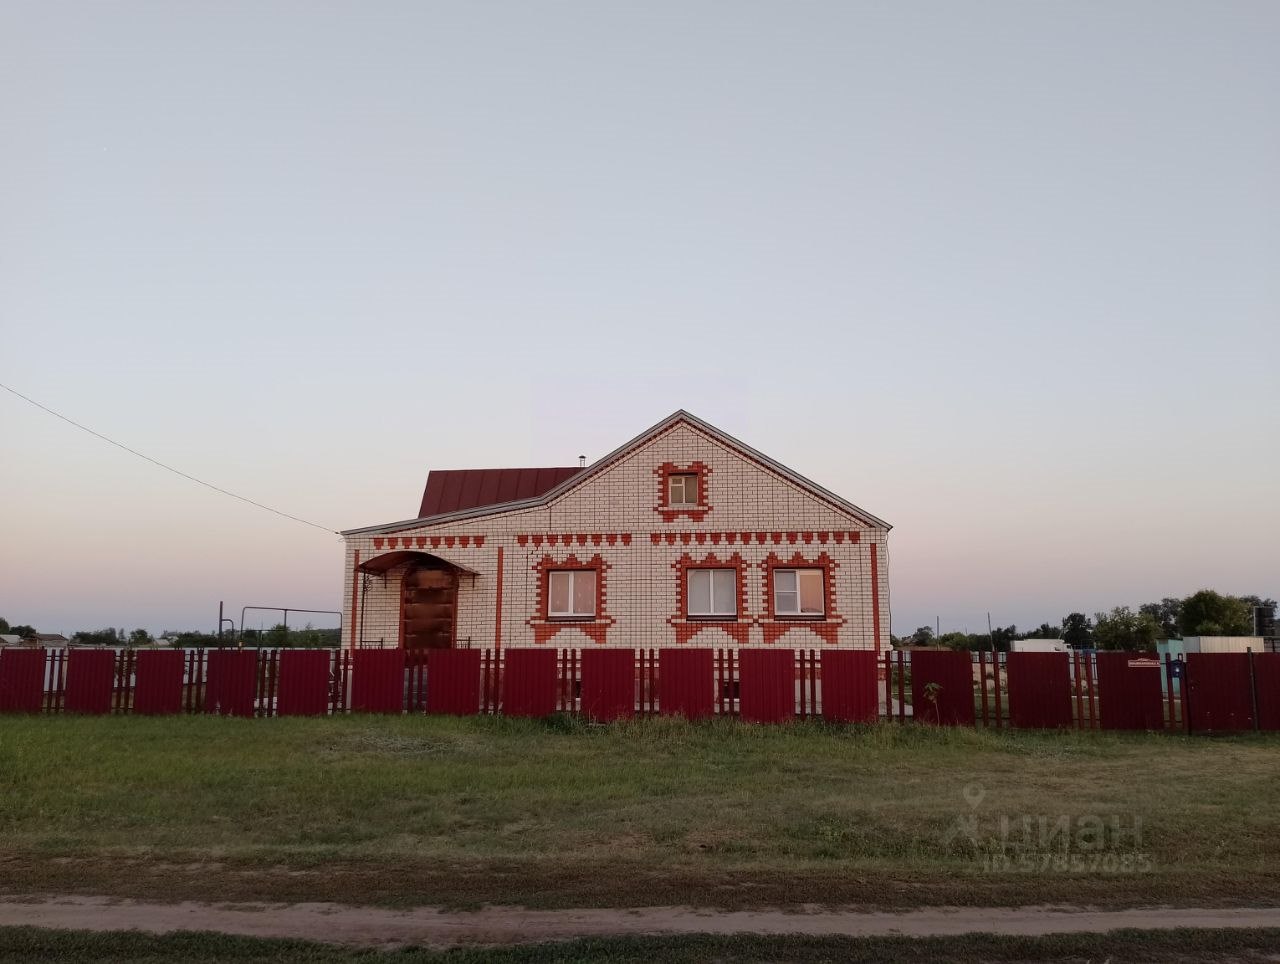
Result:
[357, 550, 479, 576]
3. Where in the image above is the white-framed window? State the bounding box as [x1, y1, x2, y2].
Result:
[548, 569, 597, 617]
[687, 568, 737, 617]
[669, 473, 699, 506]
[773, 568, 825, 616]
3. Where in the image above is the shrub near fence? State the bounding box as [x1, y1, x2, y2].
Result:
[2, 646, 1280, 735]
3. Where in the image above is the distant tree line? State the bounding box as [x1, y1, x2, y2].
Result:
[895, 589, 1276, 652]
[0, 617, 339, 649]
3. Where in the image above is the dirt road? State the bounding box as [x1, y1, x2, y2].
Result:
[2, 896, 1279, 948]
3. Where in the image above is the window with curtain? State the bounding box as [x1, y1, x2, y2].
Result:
[687, 568, 737, 617]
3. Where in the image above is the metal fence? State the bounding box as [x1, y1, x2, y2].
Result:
[2, 645, 1278, 733]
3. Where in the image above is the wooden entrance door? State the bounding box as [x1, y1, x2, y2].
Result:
[402, 564, 457, 655]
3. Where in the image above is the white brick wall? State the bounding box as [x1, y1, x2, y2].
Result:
[341, 421, 890, 652]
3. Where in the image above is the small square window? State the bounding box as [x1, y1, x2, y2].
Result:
[548, 570, 596, 617]
[773, 568, 825, 616]
[687, 568, 737, 617]
[669, 473, 699, 506]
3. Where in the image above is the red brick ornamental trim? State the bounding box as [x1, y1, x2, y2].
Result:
[648, 530, 860, 546]
[668, 551, 751, 646]
[527, 553, 616, 646]
[758, 550, 845, 646]
[517, 533, 632, 548]
[654, 461, 711, 522]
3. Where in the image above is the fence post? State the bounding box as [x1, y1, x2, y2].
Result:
[1249, 648, 1260, 733]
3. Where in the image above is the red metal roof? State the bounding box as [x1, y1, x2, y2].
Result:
[418, 467, 582, 518]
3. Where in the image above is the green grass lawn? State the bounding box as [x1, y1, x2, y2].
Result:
[1, 715, 1278, 909]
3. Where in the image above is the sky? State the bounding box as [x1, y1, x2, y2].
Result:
[1, 1, 1277, 638]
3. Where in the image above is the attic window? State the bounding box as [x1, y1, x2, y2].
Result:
[669, 474, 698, 506]
[654, 462, 711, 522]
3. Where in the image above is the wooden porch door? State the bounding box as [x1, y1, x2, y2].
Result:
[402, 564, 458, 655]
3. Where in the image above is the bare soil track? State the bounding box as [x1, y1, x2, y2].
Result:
[3, 896, 1280, 949]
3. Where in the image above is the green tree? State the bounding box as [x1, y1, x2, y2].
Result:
[8, 624, 37, 638]
[1139, 598, 1182, 639]
[1062, 612, 1093, 648]
[1093, 606, 1160, 651]
[911, 626, 935, 646]
[0, 617, 8, 634]
[1022, 623, 1062, 640]
[128, 628, 154, 647]
[1178, 590, 1252, 637]
[71, 628, 124, 646]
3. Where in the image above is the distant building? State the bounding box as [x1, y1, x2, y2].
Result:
[26, 633, 69, 647]
[1010, 639, 1069, 653]
[0, 634, 23, 647]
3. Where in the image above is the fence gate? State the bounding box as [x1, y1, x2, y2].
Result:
[276, 649, 332, 717]
[821, 649, 878, 723]
[0, 648, 45, 714]
[1185, 653, 1254, 733]
[64, 648, 115, 715]
[350, 649, 405, 714]
[738, 649, 794, 723]
[1006, 652, 1073, 728]
[910, 649, 974, 726]
[426, 648, 481, 716]
[1094, 652, 1165, 730]
[580, 648, 634, 722]
[503, 648, 558, 718]
[658, 648, 715, 719]
[133, 650, 185, 715]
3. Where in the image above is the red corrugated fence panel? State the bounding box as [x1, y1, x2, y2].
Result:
[427, 648, 481, 715]
[1095, 652, 1165, 730]
[133, 650, 184, 715]
[351, 649, 404, 714]
[658, 648, 714, 719]
[1006, 652, 1074, 729]
[739, 649, 794, 723]
[1254, 654, 1280, 732]
[64, 649, 115, 715]
[0, 648, 45, 714]
[277, 649, 331, 717]
[910, 650, 974, 726]
[502, 648, 557, 718]
[1186, 653, 1253, 733]
[205, 650, 259, 717]
[821, 649, 878, 723]
[581, 648, 634, 722]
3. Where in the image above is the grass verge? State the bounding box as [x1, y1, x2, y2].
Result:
[2, 715, 1279, 908]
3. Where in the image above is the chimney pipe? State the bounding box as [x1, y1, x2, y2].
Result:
[578, 455, 586, 468]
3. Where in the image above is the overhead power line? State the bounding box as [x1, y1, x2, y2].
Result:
[1, 380, 337, 534]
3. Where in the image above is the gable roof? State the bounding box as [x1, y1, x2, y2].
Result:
[342, 410, 891, 535]
[419, 467, 582, 517]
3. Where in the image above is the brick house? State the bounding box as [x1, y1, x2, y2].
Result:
[340, 411, 890, 656]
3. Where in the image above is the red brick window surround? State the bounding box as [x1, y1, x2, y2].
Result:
[759, 551, 845, 646]
[654, 461, 711, 522]
[669, 552, 750, 645]
[528, 553, 616, 645]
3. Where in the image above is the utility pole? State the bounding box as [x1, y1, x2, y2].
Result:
[987, 612, 994, 652]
